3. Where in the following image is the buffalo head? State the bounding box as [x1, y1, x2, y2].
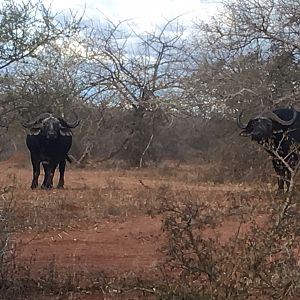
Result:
[23, 112, 80, 139]
[237, 109, 297, 142]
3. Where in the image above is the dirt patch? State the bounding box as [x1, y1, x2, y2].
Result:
[6, 163, 262, 272]
[0, 153, 258, 193]
[0, 160, 270, 299]
[15, 216, 163, 275]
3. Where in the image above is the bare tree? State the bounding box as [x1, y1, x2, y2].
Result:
[188, 0, 300, 116]
[0, 0, 82, 124]
[0, 0, 81, 70]
[12, 39, 89, 116]
[79, 18, 188, 166]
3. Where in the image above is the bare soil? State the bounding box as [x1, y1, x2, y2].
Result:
[15, 215, 163, 274]
[0, 153, 264, 299]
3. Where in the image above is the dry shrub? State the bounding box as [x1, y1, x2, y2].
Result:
[10, 182, 163, 232]
[0, 186, 38, 299]
[1, 255, 158, 299]
[205, 141, 273, 184]
[159, 188, 300, 299]
[0, 133, 17, 161]
[70, 109, 270, 184]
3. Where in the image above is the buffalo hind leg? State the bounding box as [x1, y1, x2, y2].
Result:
[30, 156, 40, 189]
[57, 160, 66, 189]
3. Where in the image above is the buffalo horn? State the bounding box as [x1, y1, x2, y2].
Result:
[23, 113, 52, 128]
[237, 111, 248, 129]
[58, 111, 80, 128]
[261, 109, 297, 126]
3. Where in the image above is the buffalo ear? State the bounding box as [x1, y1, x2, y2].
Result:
[29, 128, 41, 136]
[240, 129, 251, 137]
[59, 128, 73, 136]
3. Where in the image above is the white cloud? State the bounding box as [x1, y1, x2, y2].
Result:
[44, 0, 220, 31]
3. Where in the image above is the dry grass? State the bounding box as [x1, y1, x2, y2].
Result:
[0, 159, 297, 299]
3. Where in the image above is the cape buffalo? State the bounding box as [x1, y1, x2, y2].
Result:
[237, 107, 300, 192]
[23, 112, 80, 189]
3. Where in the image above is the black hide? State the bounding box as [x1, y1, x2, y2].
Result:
[25, 115, 75, 189]
[238, 107, 300, 192]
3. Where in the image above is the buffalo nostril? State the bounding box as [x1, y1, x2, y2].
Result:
[47, 133, 57, 139]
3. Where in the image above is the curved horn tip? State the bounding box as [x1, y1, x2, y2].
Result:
[237, 110, 248, 129]
[68, 120, 80, 128]
[263, 109, 297, 126]
[58, 111, 80, 128]
[22, 112, 52, 128]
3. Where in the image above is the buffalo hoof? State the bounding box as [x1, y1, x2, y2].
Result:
[275, 189, 285, 196]
[31, 181, 38, 189]
[41, 184, 53, 190]
[57, 185, 64, 189]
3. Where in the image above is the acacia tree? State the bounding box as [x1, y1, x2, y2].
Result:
[188, 0, 300, 117]
[0, 0, 82, 123]
[0, 0, 82, 285]
[12, 39, 89, 116]
[0, 0, 81, 69]
[79, 18, 189, 166]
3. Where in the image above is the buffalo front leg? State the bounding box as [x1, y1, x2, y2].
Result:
[41, 163, 50, 189]
[284, 169, 291, 193]
[41, 163, 57, 189]
[277, 176, 285, 193]
[273, 159, 285, 193]
[57, 160, 66, 189]
[30, 156, 40, 189]
[285, 155, 299, 193]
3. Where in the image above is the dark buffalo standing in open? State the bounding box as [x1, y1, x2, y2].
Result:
[23, 112, 80, 189]
[237, 107, 300, 192]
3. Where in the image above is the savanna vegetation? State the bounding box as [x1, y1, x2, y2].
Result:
[1, 0, 300, 299]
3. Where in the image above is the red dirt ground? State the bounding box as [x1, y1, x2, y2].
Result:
[15, 215, 163, 274]
[0, 153, 263, 299]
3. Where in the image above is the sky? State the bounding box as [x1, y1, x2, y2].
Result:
[44, 0, 220, 31]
